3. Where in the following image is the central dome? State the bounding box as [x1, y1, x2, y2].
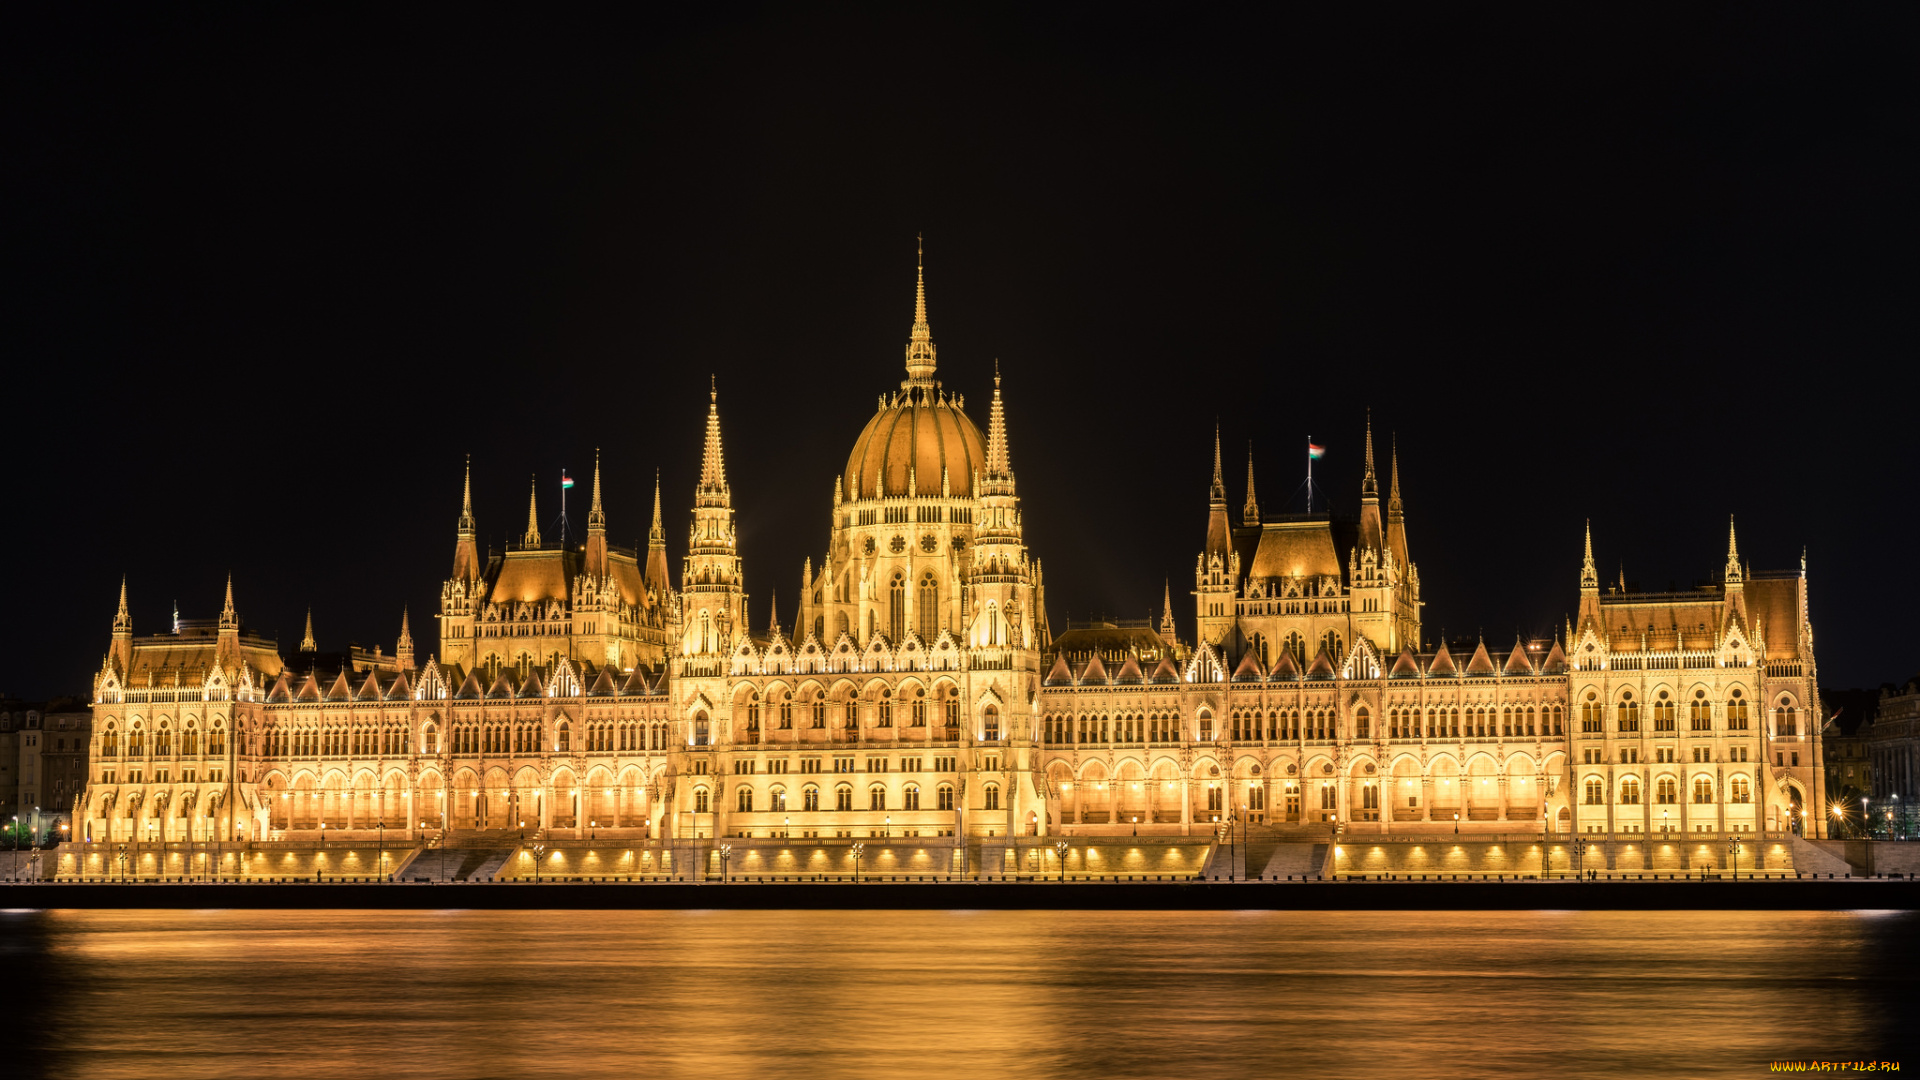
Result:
[846, 389, 987, 501]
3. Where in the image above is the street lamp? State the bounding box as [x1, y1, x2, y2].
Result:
[720, 843, 732, 884]
[1863, 797, 1870, 840]
[885, 815, 891, 842]
[1131, 815, 1138, 837]
[851, 841, 865, 884]
[1727, 834, 1740, 881]
[1055, 838, 1069, 882]
[783, 815, 790, 840]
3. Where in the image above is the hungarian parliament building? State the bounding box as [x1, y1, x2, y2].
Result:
[76, 254, 1831, 863]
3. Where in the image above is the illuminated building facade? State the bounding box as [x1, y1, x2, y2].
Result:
[73, 253, 1829, 856]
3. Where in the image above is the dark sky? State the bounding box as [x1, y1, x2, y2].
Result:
[5, 6, 1916, 700]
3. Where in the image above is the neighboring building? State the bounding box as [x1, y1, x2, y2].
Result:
[0, 701, 24, 835]
[72, 251, 1832, 851]
[1867, 676, 1920, 836]
[39, 701, 91, 845]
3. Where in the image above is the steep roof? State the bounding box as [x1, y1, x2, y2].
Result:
[1390, 648, 1422, 679]
[1427, 643, 1457, 677]
[1249, 520, 1342, 581]
[1503, 640, 1534, 675]
[1464, 640, 1497, 676]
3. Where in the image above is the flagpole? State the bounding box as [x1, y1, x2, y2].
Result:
[1306, 435, 1312, 513]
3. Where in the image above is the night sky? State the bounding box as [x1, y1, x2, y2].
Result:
[6, 7, 1916, 700]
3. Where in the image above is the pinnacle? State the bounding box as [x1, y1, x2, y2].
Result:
[650, 468, 665, 544]
[524, 475, 542, 546]
[588, 449, 605, 528]
[458, 455, 476, 533]
[985, 367, 1012, 479]
[700, 387, 727, 491]
[905, 235, 936, 382]
[300, 608, 316, 652]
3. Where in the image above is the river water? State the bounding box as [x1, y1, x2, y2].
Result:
[1, 908, 1912, 1078]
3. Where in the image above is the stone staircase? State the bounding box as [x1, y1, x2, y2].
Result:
[405, 833, 524, 882]
[1259, 842, 1330, 880]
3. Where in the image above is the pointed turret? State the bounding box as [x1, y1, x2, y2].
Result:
[1725, 515, 1743, 584]
[1242, 443, 1259, 527]
[396, 607, 415, 669]
[1205, 424, 1230, 558]
[767, 592, 781, 639]
[1576, 520, 1602, 637]
[522, 475, 542, 547]
[584, 450, 608, 577]
[904, 233, 937, 386]
[300, 609, 317, 652]
[220, 574, 237, 629]
[1160, 580, 1177, 643]
[1581, 520, 1598, 588]
[698, 380, 728, 505]
[109, 576, 133, 673]
[451, 456, 481, 581]
[645, 468, 671, 595]
[1357, 413, 1383, 553]
[984, 363, 1012, 482]
[216, 575, 239, 664]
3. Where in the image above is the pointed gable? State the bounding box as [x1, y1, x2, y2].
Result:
[1150, 654, 1182, 684]
[1269, 647, 1302, 681]
[324, 670, 354, 701]
[1231, 649, 1264, 682]
[1114, 654, 1145, 685]
[589, 666, 618, 696]
[1044, 652, 1074, 687]
[620, 666, 650, 695]
[1080, 652, 1110, 685]
[486, 669, 516, 698]
[1427, 643, 1457, 677]
[1503, 640, 1534, 676]
[1390, 648, 1421, 679]
[1540, 639, 1568, 674]
[1305, 644, 1336, 679]
[1464, 640, 1497, 676]
[520, 668, 547, 698]
[267, 671, 294, 703]
[387, 669, 413, 700]
[356, 671, 384, 701]
[454, 668, 484, 699]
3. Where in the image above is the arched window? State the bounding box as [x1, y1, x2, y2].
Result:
[746, 694, 760, 733]
[693, 712, 709, 746]
[944, 686, 961, 730]
[1207, 785, 1223, 814]
[984, 783, 1000, 811]
[1619, 777, 1641, 805]
[1727, 689, 1750, 731]
[803, 785, 820, 812]
[699, 611, 713, 654]
[1693, 776, 1714, 804]
[835, 784, 853, 812]
[889, 572, 906, 643]
[694, 787, 710, 813]
[1730, 775, 1751, 803]
[1321, 630, 1344, 665]
[1656, 777, 1677, 804]
[903, 784, 920, 811]
[780, 691, 794, 729]
[1691, 690, 1711, 731]
[1653, 690, 1675, 732]
[422, 722, 438, 755]
[937, 784, 954, 811]
[877, 688, 893, 728]
[869, 785, 886, 811]
[812, 693, 827, 729]
[1584, 778, 1604, 805]
[1581, 691, 1601, 733]
[1354, 708, 1370, 739]
[983, 705, 1000, 742]
[1616, 691, 1640, 733]
[736, 787, 754, 812]
[910, 686, 926, 727]
[1283, 631, 1305, 668]
[555, 721, 571, 752]
[770, 786, 787, 812]
[918, 574, 939, 642]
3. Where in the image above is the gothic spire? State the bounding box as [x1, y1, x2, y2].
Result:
[985, 363, 1012, 479]
[1725, 515, 1743, 583]
[523, 475, 542, 546]
[114, 574, 131, 631]
[1242, 442, 1259, 526]
[1388, 434, 1403, 513]
[650, 469, 665, 545]
[396, 606, 414, 668]
[587, 449, 605, 530]
[768, 591, 781, 636]
[1209, 423, 1225, 503]
[905, 233, 936, 385]
[1361, 411, 1378, 497]
[1161, 579, 1177, 641]
[398, 606, 411, 647]
[699, 380, 728, 497]
[458, 454, 475, 535]
[1581, 520, 1598, 588]
[220, 574, 236, 628]
[300, 608, 317, 652]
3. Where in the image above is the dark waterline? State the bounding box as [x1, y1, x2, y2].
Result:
[1, 909, 1912, 1079]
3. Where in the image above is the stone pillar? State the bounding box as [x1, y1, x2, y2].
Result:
[1497, 775, 1509, 822]
[1180, 777, 1192, 836]
[1422, 776, 1434, 822]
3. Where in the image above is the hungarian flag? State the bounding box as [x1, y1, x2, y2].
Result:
[1307, 442, 1326, 460]
[561, 473, 575, 489]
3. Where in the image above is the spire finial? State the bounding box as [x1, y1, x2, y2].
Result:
[1243, 442, 1259, 526]
[587, 449, 605, 529]
[113, 575, 132, 633]
[1361, 411, 1378, 496]
[700, 385, 727, 492]
[458, 454, 475, 534]
[524, 475, 542, 546]
[1581, 520, 1598, 588]
[396, 606, 414, 667]
[300, 608, 317, 652]
[400, 605, 411, 641]
[1725, 514, 1743, 583]
[984, 364, 1012, 479]
[1389, 434, 1402, 511]
[904, 235, 936, 384]
[1208, 423, 1226, 503]
[649, 468, 664, 545]
[220, 573, 236, 628]
[1161, 579, 1177, 640]
[768, 591, 781, 636]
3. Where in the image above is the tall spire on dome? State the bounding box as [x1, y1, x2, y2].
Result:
[1242, 443, 1259, 526]
[904, 233, 937, 386]
[523, 476, 542, 546]
[300, 608, 317, 652]
[985, 361, 1012, 479]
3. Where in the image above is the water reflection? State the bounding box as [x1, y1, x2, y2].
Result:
[2, 909, 1913, 1078]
